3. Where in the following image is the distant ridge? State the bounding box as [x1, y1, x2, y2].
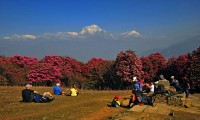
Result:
[140, 35, 200, 58]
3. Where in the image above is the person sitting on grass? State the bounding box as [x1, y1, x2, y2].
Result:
[111, 95, 121, 108]
[70, 85, 79, 96]
[53, 83, 65, 95]
[171, 76, 183, 94]
[128, 77, 142, 107]
[22, 84, 38, 102]
[145, 81, 155, 97]
[145, 81, 155, 106]
[22, 84, 54, 103]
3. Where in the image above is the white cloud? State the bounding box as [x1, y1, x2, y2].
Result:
[121, 30, 141, 37]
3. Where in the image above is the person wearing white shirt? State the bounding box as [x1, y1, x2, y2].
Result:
[145, 81, 154, 96]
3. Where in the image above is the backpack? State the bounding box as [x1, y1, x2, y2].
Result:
[135, 92, 148, 104]
[156, 84, 165, 93]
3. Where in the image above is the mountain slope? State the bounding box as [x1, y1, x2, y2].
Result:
[161, 36, 200, 58]
[139, 36, 200, 58]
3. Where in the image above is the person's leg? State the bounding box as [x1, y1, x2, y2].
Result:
[146, 91, 153, 97]
[146, 92, 154, 105]
[128, 94, 134, 107]
[185, 89, 189, 98]
[129, 94, 137, 107]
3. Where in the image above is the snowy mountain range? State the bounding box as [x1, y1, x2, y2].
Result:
[0, 24, 199, 62]
[2, 24, 140, 41]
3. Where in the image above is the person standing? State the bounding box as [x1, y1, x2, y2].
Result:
[183, 77, 190, 98]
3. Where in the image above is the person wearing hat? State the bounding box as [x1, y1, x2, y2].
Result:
[22, 84, 38, 102]
[171, 76, 183, 93]
[155, 74, 170, 93]
[128, 77, 143, 107]
[111, 95, 121, 107]
[132, 77, 142, 92]
[53, 83, 65, 95]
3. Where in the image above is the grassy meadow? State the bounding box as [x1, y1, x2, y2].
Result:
[0, 86, 130, 120]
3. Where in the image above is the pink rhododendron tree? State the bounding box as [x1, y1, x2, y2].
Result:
[148, 52, 166, 80]
[113, 50, 143, 89]
[60, 57, 83, 87]
[6, 55, 38, 68]
[0, 59, 29, 85]
[27, 63, 62, 85]
[88, 60, 115, 90]
[81, 58, 105, 89]
[187, 46, 200, 92]
[40, 56, 63, 66]
[140, 57, 154, 82]
[82, 58, 105, 78]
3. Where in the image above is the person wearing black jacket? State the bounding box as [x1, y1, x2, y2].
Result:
[22, 84, 38, 102]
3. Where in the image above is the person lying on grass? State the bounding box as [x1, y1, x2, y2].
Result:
[21, 84, 54, 103]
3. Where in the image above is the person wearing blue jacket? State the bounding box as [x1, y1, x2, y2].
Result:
[53, 83, 65, 95]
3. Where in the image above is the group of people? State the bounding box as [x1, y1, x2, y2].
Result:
[111, 75, 191, 108]
[21, 83, 79, 103]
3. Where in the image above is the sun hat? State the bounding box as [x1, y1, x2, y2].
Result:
[160, 75, 164, 78]
[25, 84, 32, 88]
[56, 83, 61, 86]
[133, 77, 137, 81]
[171, 76, 174, 78]
[115, 95, 119, 99]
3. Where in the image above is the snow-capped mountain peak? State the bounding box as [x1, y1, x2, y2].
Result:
[68, 32, 78, 36]
[79, 24, 103, 35]
[121, 30, 140, 37]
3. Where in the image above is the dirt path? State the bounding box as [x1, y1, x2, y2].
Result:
[110, 95, 200, 120]
[81, 106, 125, 120]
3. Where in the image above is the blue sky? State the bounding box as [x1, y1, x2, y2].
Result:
[1, 0, 200, 35]
[0, 0, 200, 61]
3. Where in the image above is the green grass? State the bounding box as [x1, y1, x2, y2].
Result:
[0, 86, 130, 120]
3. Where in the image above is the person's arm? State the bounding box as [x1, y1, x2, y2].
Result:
[187, 83, 190, 89]
[34, 90, 38, 93]
[57, 87, 62, 93]
[145, 83, 152, 89]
